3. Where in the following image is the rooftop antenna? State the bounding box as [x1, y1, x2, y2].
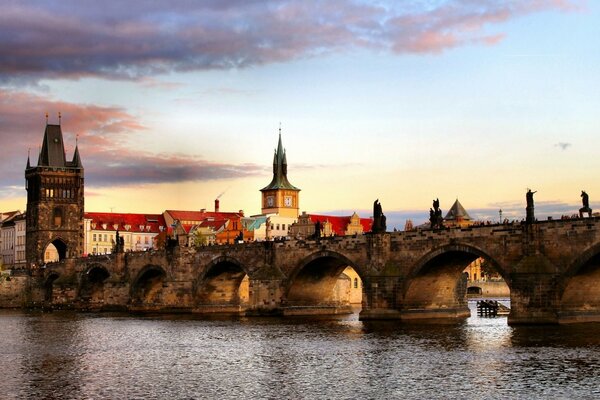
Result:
[58, 111, 62, 125]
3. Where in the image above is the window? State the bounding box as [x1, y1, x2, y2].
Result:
[103, 234, 107, 242]
[354, 278, 358, 289]
[93, 234, 97, 241]
[53, 207, 63, 227]
[282, 224, 286, 230]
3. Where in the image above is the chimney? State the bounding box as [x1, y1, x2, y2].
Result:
[215, 199, 220, 213]
[239, 210, 244, 217]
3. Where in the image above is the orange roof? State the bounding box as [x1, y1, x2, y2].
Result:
[308, 214, 372, 236]
[85, 212, 166, 233]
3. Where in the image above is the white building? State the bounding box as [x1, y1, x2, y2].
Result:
[0, 211, 22, 269]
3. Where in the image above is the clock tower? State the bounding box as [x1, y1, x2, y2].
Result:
[260, 132, 300, 218]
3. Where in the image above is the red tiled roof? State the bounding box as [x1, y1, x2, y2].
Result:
[165, 210, 242, 223]
[85, 212, 166, 233]
[308, 214, 372, 236]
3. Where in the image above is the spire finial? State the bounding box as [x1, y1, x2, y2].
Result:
[45, 112, 48, 124]
[279, 122, 281, 136]
[58, 111, 61, 125]
[76, 133, 79, 146]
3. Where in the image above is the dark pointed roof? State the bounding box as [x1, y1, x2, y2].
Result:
[261, 133, 300, 191]
[444, 199, 472, 221]
[33, 124, 82, 169]
[37, 124, 66, 167]
[71, 145, 83, 168]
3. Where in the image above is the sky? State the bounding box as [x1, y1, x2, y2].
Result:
[0, 0, 598, 229]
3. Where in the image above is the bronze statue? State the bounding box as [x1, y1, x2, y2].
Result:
[372, 199, 386, 233]
[579, 190, 592, 218]
[525, 189, 536, 223]
[429, 198, 443, 229]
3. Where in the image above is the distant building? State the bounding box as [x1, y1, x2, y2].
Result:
[290, 211, 372, 239]
[164, 201, 246, 245]
[444, 199, 472, 228]
[251, 132, 301, 240]
[1, 211, 22, 268]
[260, 132, 300, 219]
[84, 212, 166, 255]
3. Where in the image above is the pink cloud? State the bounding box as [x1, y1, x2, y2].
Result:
[0, 89, 265, 190]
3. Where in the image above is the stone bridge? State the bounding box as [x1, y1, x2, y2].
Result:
[39, 217, 600, 324]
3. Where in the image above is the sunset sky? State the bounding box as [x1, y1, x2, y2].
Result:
[1, 0, 598, 229]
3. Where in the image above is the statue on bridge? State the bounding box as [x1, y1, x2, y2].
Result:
[113, 230, 125, 254]
[313, 220, 322, 240]
[579, 190, 592, 218]
[429, 198, 444, 229]
[372, 199, 387, 233]
[526, 189, 537, 224]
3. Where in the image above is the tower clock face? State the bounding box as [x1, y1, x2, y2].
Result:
[267, 196, 274, 207]
[284, 196, 292, 207]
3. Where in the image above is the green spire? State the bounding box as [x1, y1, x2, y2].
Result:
[261, 129, 299, 192]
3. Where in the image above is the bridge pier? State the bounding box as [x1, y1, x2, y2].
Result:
[507, 255, 560, 325]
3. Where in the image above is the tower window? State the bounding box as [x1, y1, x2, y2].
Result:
[53, 207, 63, 227]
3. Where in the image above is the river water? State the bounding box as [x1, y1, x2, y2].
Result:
[1, 301, 600, 399]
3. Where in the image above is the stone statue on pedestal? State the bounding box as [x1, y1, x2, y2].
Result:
[579, 190, 592, 218]
[429, 198, 443, 229]
[372, 199, 387, 233]
[525, 189, 537, 223]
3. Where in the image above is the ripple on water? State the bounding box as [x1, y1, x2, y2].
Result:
[0, 308, 600, 399]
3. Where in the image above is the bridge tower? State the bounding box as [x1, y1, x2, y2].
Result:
[260, 130, 300, 218]
[25, 121, 84, 267]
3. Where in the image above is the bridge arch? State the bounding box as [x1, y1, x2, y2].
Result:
[78, 264, 111, 307]
[402, 243, 508, 319]
[559, 241, 600, 322]
[194, 256, 250, 311]
[285, 250, 367, 312]
[130, 264, 168, 306]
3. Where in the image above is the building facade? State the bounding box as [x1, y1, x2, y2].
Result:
[25, 123, 84, 266]
[84, 212, 166, 255]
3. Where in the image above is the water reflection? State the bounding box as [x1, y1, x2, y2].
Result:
[0, 306, 600, 399]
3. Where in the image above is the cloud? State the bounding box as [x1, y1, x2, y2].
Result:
[555, 142, 572, 150]
[0, 89, 266, 191]
[0, 0, 579, 84]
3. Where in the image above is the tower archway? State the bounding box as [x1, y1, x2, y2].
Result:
[43, 238, 67, 263]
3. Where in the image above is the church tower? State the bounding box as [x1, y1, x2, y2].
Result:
[25, 120, 84, 266]
[260, 131, 300, 218]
